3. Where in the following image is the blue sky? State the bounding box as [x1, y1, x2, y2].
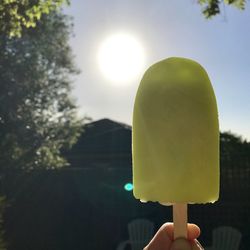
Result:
[64, 0, 250, 140]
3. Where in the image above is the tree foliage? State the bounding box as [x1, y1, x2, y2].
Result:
[198, 0, 246, 18]
[1, 0, 247, 36]
[220, 131, 250, 169]
[0, 0, 69, 37]
[0, 11, 83, 171]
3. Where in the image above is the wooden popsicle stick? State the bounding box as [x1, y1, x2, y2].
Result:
[173, 203, 188, 239]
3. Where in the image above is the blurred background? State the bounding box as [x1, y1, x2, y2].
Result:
[0, 0, 250, 249]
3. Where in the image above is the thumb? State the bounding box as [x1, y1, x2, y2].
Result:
[170, 238, 192, 250]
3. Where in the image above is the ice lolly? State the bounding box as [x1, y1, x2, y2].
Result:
[132, 57, 219, 237]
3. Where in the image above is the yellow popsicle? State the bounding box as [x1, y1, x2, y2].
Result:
[132, 57, 219, 205]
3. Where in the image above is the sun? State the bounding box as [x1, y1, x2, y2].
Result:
[97, 33, 145, 85]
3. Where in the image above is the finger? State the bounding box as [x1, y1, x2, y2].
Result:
[144, 223, 201, 250]
[170, 238, 192, 250]
[187, 224, 200, 240]
[144, 223, 172, 250]
[164, 223, 200, 241]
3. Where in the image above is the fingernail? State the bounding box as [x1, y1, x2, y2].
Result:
[170, 238, 192, 250]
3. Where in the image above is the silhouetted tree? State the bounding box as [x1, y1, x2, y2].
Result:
[0, 9, 83, 249]
[220, 131, 250, 169]
[0, 11, 83, 172]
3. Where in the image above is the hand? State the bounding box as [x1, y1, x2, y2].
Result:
[144, 223, 204, 250]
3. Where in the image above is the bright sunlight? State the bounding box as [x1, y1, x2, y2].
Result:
[97, 33, 145, 86]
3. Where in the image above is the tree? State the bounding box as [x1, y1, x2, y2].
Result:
[198, 0, 246, 18]
[0, 11, 83, 172]
[1, 1, 247, 37]
[0, 10, 82, 249]
[0, 0, 69, 38]
[220, 131, 250, 170]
